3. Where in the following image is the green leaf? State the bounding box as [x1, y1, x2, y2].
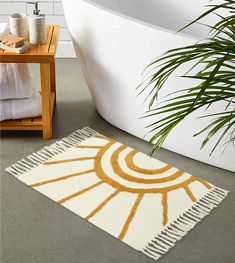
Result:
[138, 0, 235, 156]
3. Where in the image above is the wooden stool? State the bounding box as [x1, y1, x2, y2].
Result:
[0, 25, 60, 139]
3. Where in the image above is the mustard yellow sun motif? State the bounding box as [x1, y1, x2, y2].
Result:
[28, 135, 212, 242]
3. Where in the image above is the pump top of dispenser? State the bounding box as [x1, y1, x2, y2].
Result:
[27, 1, 46, 44]
[27, 1, 40, 16]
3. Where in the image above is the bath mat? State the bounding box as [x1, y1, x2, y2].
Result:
[6, 127, 229, 261]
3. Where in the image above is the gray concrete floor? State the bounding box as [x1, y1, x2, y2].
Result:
[1, 59, 235, 263]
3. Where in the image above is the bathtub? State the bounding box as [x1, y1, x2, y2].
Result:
[61, 0, 234, 172]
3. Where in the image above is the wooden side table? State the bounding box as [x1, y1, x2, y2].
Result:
[0, 25, 60, 139]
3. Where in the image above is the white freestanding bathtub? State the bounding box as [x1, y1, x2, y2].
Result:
[61, 0, 235, 172]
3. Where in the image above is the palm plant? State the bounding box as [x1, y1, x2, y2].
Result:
[139, 0, 235, 155]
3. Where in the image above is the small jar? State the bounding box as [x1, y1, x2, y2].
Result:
[9, 13, 28, 39]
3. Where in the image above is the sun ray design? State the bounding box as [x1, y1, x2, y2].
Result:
[44, 156, 95, 165]
[58, 181, 103, 204]
[162, 193, 168, 226]
[118, 193, 144, 240]
[75, 145, 103, 149]
[85, 189, 120, 221]
[95, 135, 114, 140]
[6, 127, 228, 263]
[29, 134, 216, 242]
[196, 178, 212, 189]
[30, 169, 95, 187]
[184, 185, 197, 202]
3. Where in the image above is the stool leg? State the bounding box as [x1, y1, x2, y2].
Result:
[40, 63, 52, 139]
[50, 60, 56, 106]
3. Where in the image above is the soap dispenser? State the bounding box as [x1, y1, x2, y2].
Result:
[27, 1, 46, 44]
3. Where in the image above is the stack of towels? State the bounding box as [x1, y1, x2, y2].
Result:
[0, 23, 41, 121]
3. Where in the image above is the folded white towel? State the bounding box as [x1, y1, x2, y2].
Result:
[0, 85, 42, 121]
[0, 23, 34, 100]
[0, 23, 10, 38]
[0, 63, 34, 99]
[0, 23, 41, 121]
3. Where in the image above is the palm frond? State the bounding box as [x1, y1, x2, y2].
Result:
[138, 0, 235, 155]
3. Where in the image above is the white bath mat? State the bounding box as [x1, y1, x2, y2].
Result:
[6, 127, 229, 261]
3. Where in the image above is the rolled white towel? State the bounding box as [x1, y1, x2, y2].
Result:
[0, 85, 42, 121]
[0, 63, 34, 99]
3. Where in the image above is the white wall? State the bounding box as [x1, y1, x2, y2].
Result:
[0, 0, 76, 57]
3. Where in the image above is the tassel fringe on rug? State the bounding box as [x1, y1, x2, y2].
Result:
[6, 127, 229, 261]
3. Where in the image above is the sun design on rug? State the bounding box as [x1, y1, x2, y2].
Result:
[29, 135, 212, 242]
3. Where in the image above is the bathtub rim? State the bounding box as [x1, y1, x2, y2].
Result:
[63, 0, 207, 42]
